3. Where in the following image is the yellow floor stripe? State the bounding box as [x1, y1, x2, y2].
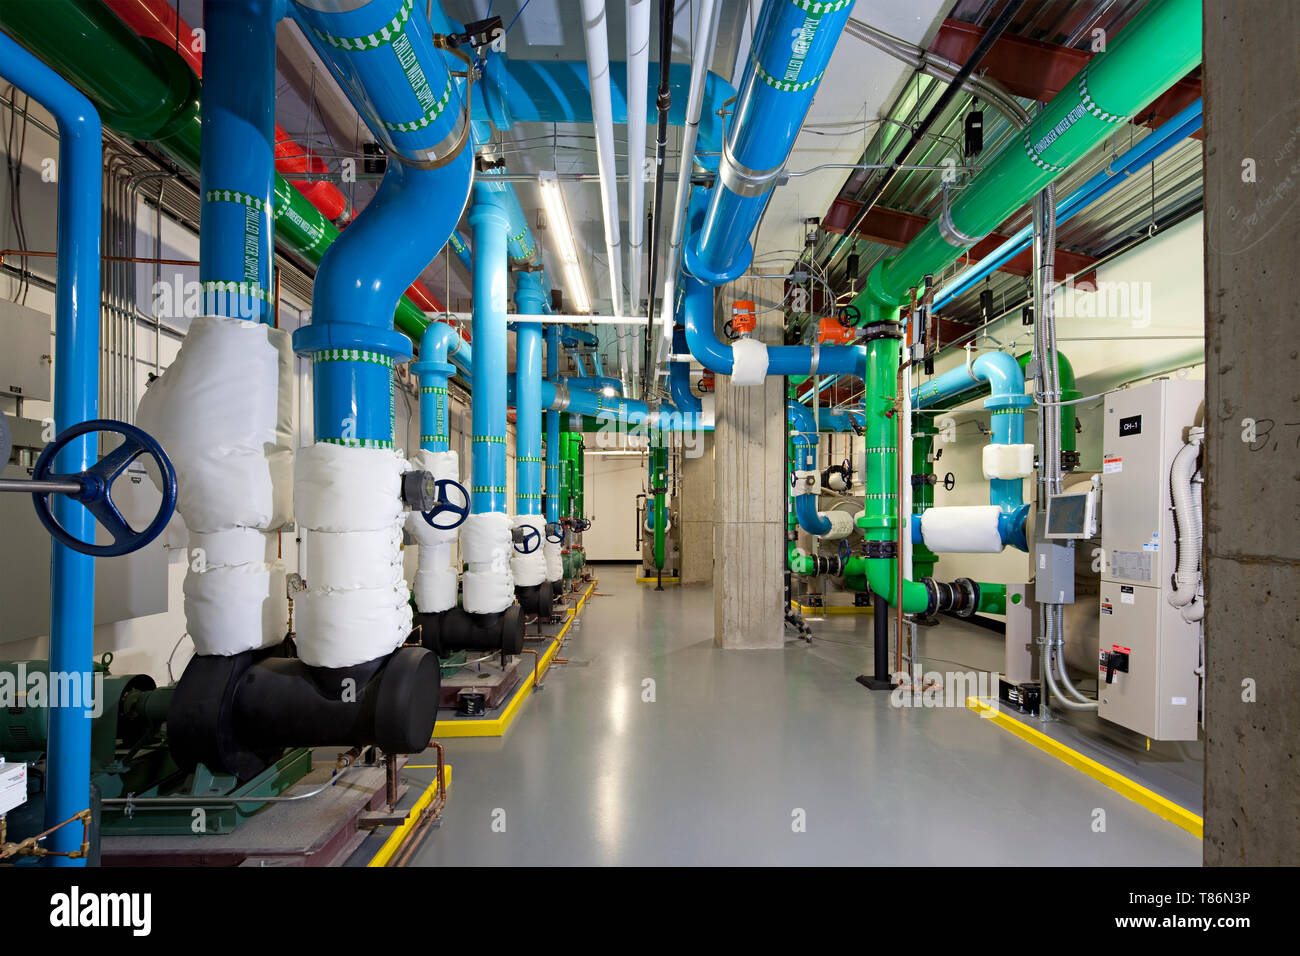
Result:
[965, 696, 1203, 839]
[366, 764, 453, 868]
[635, 575, 680, 584]
[434, 579, 598, 739]
[789, 600, 872, 615]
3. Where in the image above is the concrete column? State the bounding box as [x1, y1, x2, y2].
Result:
[712, 281, 786, 648]
[680, 432, 714, 584]
[1203, 0, 1300, 866]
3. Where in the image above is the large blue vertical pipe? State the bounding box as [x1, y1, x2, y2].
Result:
[199, 0, 276, 325]
[0, 31, 102, 865]
[545, 324, 561, 524]
[470, 188, 510, 514]
[684, 0, 852, 284]
[513, 272, 547, 516]
[290, 0, 473, 447]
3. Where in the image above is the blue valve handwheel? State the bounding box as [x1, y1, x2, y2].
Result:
[545, 523, 565, 545]
[30, 419, 178, 558]
[514, 523, 541, 555]
[422, 478, 470, 530]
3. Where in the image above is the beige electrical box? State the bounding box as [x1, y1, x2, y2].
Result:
[0, 299, 52, 403]
[1097, 378, 1203, 741]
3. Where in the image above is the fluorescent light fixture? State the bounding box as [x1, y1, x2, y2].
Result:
[538, 171, 591, 314]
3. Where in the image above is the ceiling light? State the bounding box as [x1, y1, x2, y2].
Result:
[538, 171, 591, 314]
[601, 385, 617, 397]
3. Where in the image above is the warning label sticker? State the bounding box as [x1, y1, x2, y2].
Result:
[1103, 456, 1123, 474]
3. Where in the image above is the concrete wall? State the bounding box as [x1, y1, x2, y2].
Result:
[680, 432, 714, 584]
[1202, 0, 1300, 866]
[712, 279, 785, 649]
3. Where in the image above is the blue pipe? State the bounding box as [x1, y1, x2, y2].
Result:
[912, 352, 1032, 550]
[566, 375, 622, 394]
[669, 328, 702, 414]
[290, 0, 473, 447]
[932, 98, 1203, 312]
[470, 187, 510, 514]
[446, 230, 473, 273]
[682, 274, 865, 376]
[411, 322, 466, 452]
[545, 324, 560, 524]
[530, 381, 710, 433]
[0, 30, 102, 866]
[479, 59, 732, 156]
[199, 0, 277, 325]
[685, 0, 852, 284]
[513, 273, 547, 515]
[787, 401, 832, 536]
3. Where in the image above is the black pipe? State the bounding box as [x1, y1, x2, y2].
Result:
[641, 0, 675, 396]
[415, 605, 525, 657]
[168, 644, 440, 778]
[856, 592, 896, 691]
[515, 580, 554, 619]
[822, 0, 1028, 279]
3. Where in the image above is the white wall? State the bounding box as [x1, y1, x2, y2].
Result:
[918, 213, 1206, 587]
[581, 450, 645, 561]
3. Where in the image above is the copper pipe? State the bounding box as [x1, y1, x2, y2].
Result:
[392, 741, 447, 868]
[521, 647, 541, 689]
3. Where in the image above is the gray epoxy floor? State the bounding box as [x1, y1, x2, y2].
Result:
[361, 567, 1203, 866]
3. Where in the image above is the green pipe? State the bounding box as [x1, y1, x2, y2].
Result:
[911, 422, 938, 580]
[848, 0, 1202, 324]
[787, 543, 815, 576]
[978, 582, 1007, 616]
[0, 0, 430, 342]
[1016, 351, 1079, 454]
[856, 336, 931, 613]
[650, 436, 667, 571]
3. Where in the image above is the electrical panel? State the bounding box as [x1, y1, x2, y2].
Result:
[1097, 378, 1202, 740]
[0, 299, 52, 403]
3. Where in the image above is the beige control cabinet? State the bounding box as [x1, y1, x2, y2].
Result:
[1097, 378, 1203, 741]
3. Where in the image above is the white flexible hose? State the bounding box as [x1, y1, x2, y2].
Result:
[1168, 429, 1204, 611]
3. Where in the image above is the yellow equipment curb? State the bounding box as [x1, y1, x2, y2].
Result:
[366, 764, 453, 867]
[636, 574, 680, 584]
[965, 696, 1203, 839]
[789, 600, 872, 615]
[432, 579, 598, 739]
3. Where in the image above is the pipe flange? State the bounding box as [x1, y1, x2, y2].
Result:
[863, 540, 897, 559]
[953, 577, 980, 618]
[921, 578, 941, 618]
[858, 321, 903, 342]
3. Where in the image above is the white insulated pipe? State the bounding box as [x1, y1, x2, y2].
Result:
[655, 0, 722, 381]
[626, 0, 651, 392]
[580, 0, 629, 387]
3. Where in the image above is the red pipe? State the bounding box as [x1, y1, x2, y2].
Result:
[101, 0, 450, 314]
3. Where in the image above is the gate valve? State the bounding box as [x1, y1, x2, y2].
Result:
[18, 419, 178, 558]
[513, 524, 541, 554]
[545, 522, 566, 544]
[420, 478, 471, 530]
